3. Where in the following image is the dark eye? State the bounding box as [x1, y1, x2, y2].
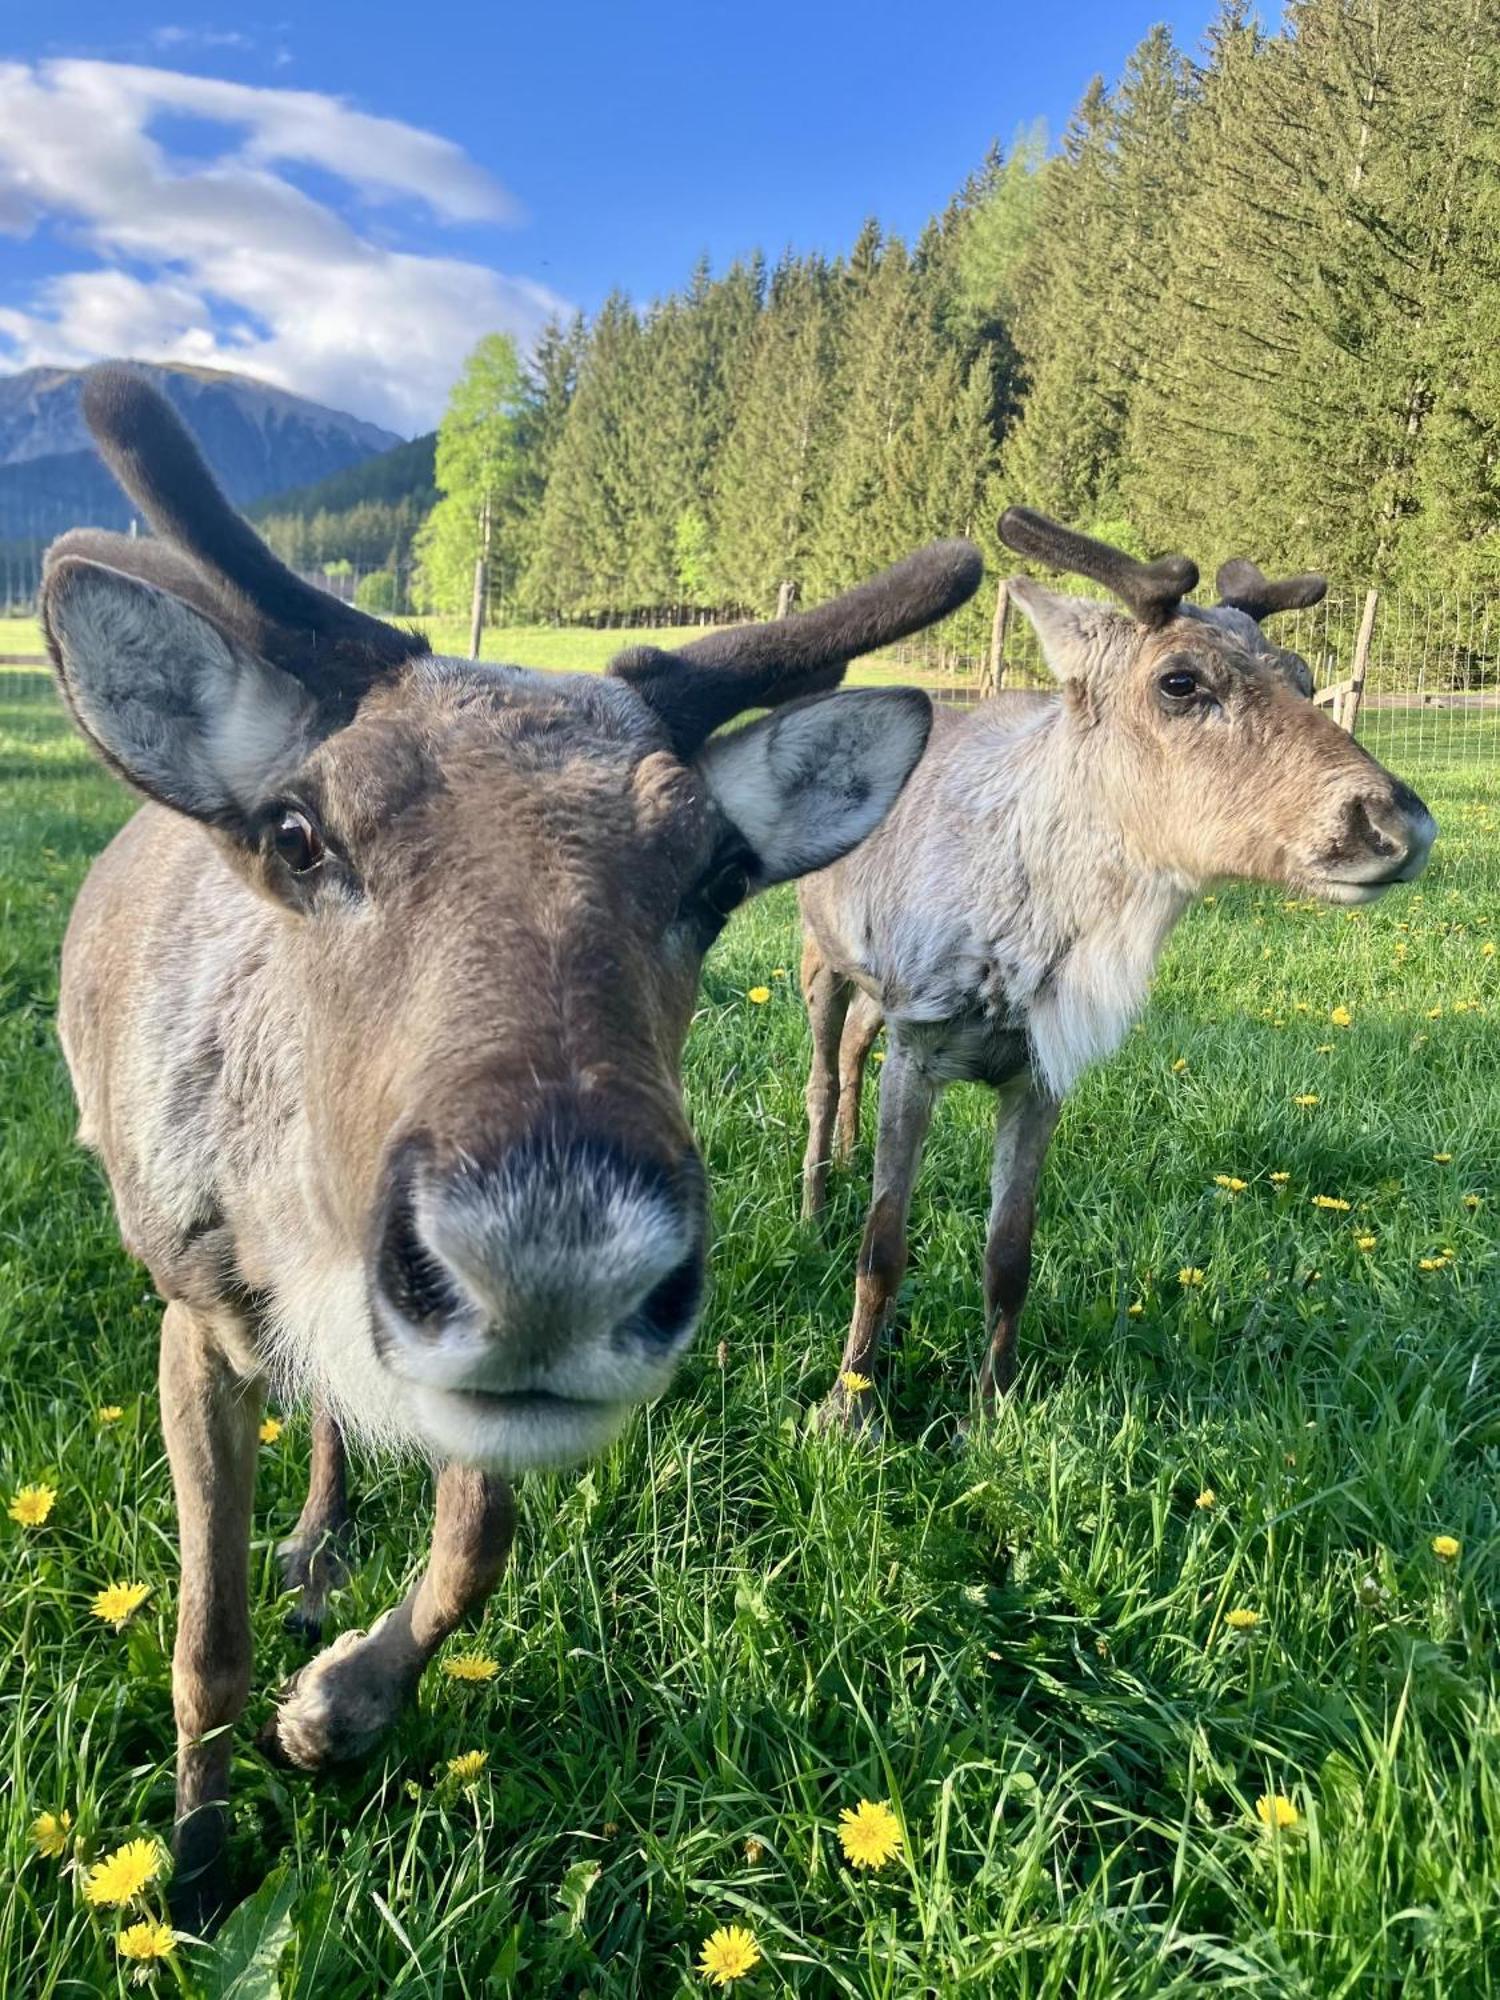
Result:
[700, 859, 750, 919]
[1158, 669, 1199, 700]
[271, 809, 324, 875]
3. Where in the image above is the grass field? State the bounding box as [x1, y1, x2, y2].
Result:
[0, 612, 953, 693]
[0, 692, 1496, 1996]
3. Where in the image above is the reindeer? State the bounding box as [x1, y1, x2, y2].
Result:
[44, 366, 981, 1926]
[798, 508, 1436, 1433]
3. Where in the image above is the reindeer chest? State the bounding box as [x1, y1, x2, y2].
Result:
[891, 1008, 1031, 1089]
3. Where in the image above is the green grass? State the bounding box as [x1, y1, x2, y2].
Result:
[0, 696, 1496, 1996]
[0, 613, 979, 693]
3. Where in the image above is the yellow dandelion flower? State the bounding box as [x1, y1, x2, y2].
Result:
[1178, 1267, 1205, 1288]
[447, 1749, 488, 1784]
[1171, 1057, 1189, 1073]
[258, 1417, 283, 1445]
[1431, 1535, 1460, 1561]
[1418, 1255, 1450, 1272]
[116, 1919, 177, 1963]
[1202, 894, 1217, 905]
[82, 1838, 163, 1908]
[1432, 1152, 1453, 1164]
[1269, 1171, 1290, 1185]
[746, 987, 771, 1005]
[1463, 1193, 1482, 1210]
[1213, 1175, 1247, 1193]
[1225, 1607, 1259, 1632]
[1127, 1301, 1144, 1318]
[1354, 1234, 1377, 1252]
[698, 1925, 762, 1986]
[91, 1581, 150, 1631]
[1293, 1094, 1320, 1108]
[1195, 1489, 1216, 1510]
[838, 1798, 903, 1870]
[1482, 941, 1496, 957]
[1426, 1005, 1443, 1019]
[839, 1371, 872, 1393]
[31, 1810, 72, 1858]
[1330, 1005, 1352, 1027]
[1315, 1042, 1335, 1054]
[1256, 1794, 1300, 1831]
[771, 967, 788, 979]
[1310, 1195, 1351, 1211]
[97, 1405, 124, 1424]
[442, 1653, 500, 1683]
[8, 1483, 57, 1528]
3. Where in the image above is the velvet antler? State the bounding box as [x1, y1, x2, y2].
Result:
[998, 506, 1198, 629]
[1215, 559, 1327, 622]
[45, 364, 426, 708]
[609, 539, 982, 754]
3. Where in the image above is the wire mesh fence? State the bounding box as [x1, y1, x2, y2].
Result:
[3, 569, 1496, 776]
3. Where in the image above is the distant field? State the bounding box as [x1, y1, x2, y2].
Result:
[0, 613, 944, 691]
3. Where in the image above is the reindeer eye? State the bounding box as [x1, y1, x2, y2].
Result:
[700, 859, 751, 918]
[1158, 668, 1199, 701]
[271, 809, 324, 875]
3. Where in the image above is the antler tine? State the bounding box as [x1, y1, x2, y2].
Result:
[1216, 559, 1327, 622]
[610, 539, 981, 754]
[998, 505, 1197, 628]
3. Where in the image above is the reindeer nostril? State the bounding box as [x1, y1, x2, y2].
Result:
[1344, 796, 1399, 861]
[377, 1181, 464, 1329]
[636, 1249, 705, 1347]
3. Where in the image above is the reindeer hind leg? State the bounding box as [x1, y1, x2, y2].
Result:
[276, 1402, 352, 1642]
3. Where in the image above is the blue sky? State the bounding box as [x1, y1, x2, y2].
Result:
[2, 3, 1234, 431]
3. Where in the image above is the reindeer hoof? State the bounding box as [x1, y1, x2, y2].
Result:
[261, 1620, 408, 1773]
[813, 1385, 885, 1444]
[276, 1527, 350, 1642]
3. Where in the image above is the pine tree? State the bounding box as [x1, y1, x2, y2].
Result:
[523, 295, 647, 615]
[711, 254, 840, 610]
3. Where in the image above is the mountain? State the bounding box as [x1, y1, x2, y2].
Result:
[248, 431, 437, 523]
[0, 361, 403, 542]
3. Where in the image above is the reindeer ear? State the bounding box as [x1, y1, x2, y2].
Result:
[1007, 578, 1126, 682]
[44, 557, 322, 825]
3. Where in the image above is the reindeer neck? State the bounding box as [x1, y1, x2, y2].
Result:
[990, 704, 1198, 1097]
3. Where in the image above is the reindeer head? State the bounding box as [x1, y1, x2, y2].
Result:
[45, 366, 980, 1470]
[997, 507, 1435, 903]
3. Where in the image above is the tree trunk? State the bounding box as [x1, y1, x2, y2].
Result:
[468, 491, 492, 661]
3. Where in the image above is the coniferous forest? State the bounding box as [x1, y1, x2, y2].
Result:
[450, 0, 1498, 632]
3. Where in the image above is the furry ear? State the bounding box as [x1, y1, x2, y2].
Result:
[44, 557, 322, 825]
[696, 687, 931, 884]
[1007, 578, 1129, 682]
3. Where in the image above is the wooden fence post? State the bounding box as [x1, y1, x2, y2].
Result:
[775, 579, 797, 619]
[983, 577, 1010, 696]
[1343, 588, 1379, 734]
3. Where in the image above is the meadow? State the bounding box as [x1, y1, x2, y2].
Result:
[0, 688, 1495, 1996]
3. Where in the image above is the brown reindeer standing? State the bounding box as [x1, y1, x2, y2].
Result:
[798, 508, 1436, 1434]
[44, 366, 982, 1926]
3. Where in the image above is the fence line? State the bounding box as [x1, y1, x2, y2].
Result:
[4, 566, 1495, 771]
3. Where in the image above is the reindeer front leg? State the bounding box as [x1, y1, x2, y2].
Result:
[821, 1037, 936, 1435]
[265, 1464, 514, 1772]
[159, 1300, 265, 1934]
[978, 1076, 1061, 1406]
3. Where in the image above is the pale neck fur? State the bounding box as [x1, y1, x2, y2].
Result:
[933, 696, 1199, 1097]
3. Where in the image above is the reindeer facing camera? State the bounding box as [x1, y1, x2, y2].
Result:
[43, 365, 982, 1923]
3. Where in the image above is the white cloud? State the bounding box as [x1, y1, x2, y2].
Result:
[0, 60, 569, 433]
